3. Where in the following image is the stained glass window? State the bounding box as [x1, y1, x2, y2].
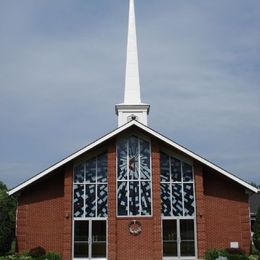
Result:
[160, 152, 195, 217]
[73, 153, 108, 218]
[117, 135, 151, 216]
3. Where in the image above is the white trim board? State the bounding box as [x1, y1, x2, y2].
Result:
[8, 120, 258, 195]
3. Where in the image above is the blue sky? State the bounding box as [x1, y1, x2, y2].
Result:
[0, 0, 259, 189]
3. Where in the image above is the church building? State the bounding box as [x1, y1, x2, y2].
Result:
[9, 1, 258, 259]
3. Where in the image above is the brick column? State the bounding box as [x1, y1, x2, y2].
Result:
[16, 203, 28, 252]
[108, 141, 117, 260]
[239, 201, 251, 255]
[63, 165, 73, 260]
[152, 141, 163, 260]
[194, 162, 207, 258]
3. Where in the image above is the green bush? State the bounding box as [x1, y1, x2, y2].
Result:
[248, 255, 260, 260]
[0, 256, 32, 260]
[227, 254, 248, 260]
[205, 248, 250, 260]
[0, 181, 16, 255]
[252, 244, 259, 255]
[205, 248, 227, 260]
[45, 252, 61, 260]
[0, 251, 61, 260]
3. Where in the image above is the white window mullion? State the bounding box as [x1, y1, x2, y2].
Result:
[89, 220, 92, 260]
[95, 156, 98, 218]
[84, 163, 86, 218]
[138, 139, 141, 215]
[181, 162, 185, 217]
[127, 139, 130, 215]
[169, 156, 173, 216]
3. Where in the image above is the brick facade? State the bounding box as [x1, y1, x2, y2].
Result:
[15, 133, 252, 259]
[194, 162, 207, 258]
[16, 170, 64, 254]
[204, 170, 251, 255]
[106, 140, 162, 260]
[107, 141, 117, 260]
[63, 165, 73, 260]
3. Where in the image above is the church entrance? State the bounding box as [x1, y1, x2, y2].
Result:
[73, 219, 107, 260]
[162, 218, 196, 259]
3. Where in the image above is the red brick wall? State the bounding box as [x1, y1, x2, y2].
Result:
[116, 218, 154, 260]
[152, 141, 163, 260]
[63, 165, 73, 260]
[15, 132, 252, 259]
[203, 170, 251, 255]
[107, 141, 117, 260]
[194, 162, 207, 258]
[16, 170, 64, 254]
[107, 139, 162, 260]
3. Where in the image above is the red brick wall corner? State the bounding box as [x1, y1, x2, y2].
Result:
[204, 170, 251, 255]
[152, 141, 163, 260]
[107, 141, 117, 260]
[63, 164, 73, 260]
[194, 162, 207, 258]
[16, 170, 64, 254]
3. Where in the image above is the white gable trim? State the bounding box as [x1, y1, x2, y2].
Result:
[8, 121, 136, 195]
[133, 121, 258, 193]
[8, 120, 258, 195]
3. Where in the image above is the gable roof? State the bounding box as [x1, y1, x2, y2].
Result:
[8, 120, 258, 195]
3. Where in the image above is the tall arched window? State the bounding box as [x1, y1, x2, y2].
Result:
[117, 135, 151, 216]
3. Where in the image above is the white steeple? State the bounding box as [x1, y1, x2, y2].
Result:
[124, 0, 141, 104]
[115, 0, 150, 127]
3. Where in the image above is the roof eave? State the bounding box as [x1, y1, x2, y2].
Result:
[8, 120, 258, 195]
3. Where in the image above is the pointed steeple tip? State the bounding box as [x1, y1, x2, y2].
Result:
[115, 0, 150, 127]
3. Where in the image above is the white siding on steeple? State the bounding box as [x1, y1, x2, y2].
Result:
[124, 0, 141, 104]
[115, 0, 150, 127]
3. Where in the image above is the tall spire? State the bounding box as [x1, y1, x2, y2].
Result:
[124, 0, 141, 104]
[115, 0, 150, 127]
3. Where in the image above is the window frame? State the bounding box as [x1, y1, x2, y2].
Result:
[73, 152, 108, 220]
[160, 150, 195, 218]
[160, 150, 197, 259]
[72, 219, 108, 260]
[116, 134, 153, 217]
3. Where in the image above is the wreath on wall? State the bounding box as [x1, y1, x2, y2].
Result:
[128, 220, 142, 236]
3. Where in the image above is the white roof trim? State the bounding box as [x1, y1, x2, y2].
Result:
[133, 121, 258, 193]
[8, 120, 258, 195]
[8, 121, 136, 195]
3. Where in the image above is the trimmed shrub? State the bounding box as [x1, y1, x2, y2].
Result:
[45, 252, 61, 260]
[28, 246, 46, 258]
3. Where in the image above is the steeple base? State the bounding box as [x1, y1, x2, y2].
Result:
[115, 104, 150, 127]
